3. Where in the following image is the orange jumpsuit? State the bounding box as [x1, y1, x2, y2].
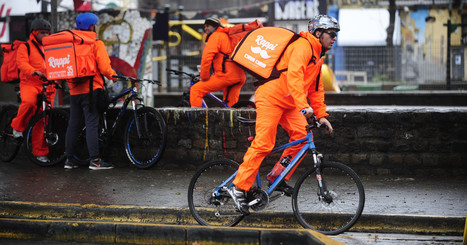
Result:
[233, 31, 329, 191]
[190, 28, 246, 107]
[11, 33, 56, 157]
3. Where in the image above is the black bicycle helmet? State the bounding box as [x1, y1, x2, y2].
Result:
[30, 19, 51, 32]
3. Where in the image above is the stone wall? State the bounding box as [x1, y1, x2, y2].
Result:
[1, 104, 465, 176]
[157, 107, 467, 176]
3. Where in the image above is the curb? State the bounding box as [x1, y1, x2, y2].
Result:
[0, 218, 342, 244]
[0, 201, 464, 237]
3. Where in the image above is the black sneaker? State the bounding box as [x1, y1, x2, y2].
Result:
[269, 180, 294, 196]
[227, 186, 250, 215]
[89, 159, 114, 170]
[64, 159, 78, 169]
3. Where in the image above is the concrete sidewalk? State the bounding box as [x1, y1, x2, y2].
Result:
[0, 157, 466, 243]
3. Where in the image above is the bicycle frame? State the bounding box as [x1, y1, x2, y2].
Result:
[213, 125, 326, 200]
[103, 81, 143, 139]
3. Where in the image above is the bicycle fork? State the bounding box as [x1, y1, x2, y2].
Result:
[130, 99, 148, 139]
[313, 149, 333, 203]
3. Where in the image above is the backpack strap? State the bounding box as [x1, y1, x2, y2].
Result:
[25, 43, 30, 56]
[30, 40, 45, 60]
[253, 36, 316, 87]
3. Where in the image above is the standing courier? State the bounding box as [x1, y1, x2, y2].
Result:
[11, 19, 55, 163]
[64, 13, 117, 170]
[228, 15, 339, 214]
[189, 17, 247, 107]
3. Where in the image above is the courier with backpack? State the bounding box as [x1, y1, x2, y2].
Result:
[63, 12, 117, 170]
[189, 18, 261, 108]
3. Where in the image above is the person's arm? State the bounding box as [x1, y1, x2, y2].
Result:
[285, 40, 313, 113]
[199, 33, 220, 81]
[307, 68, 328, 119]
[94, 40, 116, 80]
[16, 43, 37, 79]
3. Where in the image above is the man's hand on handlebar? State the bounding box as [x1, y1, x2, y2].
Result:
[32, 71, 47, 80]
[318, 117, 333, 134]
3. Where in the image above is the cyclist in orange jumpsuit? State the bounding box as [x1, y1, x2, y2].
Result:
[190, 17, 246, 107]
[229, 15, 339, 214]
[11, 19, 55, 163]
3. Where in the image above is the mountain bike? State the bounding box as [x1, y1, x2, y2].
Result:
[187, 115, 365, 235]
[166, 69, 255, 108]
[0, 79, 69, 166]
[72, 75, 167, 169]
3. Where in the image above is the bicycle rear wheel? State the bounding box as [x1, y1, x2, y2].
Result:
[0, 105, 22, 162]
[292, 161, 365, 235]
[124, 107, 167, 169]
[188, 159, 245, 227]
[24, 108, 69, 167]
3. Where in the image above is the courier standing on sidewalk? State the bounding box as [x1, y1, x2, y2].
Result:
[11, 19, 55, 163]
[228, 15, 338, 214]
[189, 17, 247, 107]
[64, 13, 117, 170]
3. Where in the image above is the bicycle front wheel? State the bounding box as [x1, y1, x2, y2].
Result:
[292, 161, 365, 235]
[0, 105, 22, 162]
[188, 159, 245, 227]
[24, 109, 69, 167]
[124, 107, 167, 169]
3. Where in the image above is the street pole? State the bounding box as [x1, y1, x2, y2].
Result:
[51, 0, 57, 33]
[446, 19, 451, 90]
[178, 5, 184, 89]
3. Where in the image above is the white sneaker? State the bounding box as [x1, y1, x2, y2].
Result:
[36, 156, 49, 163]
[12, 129, 22, 138]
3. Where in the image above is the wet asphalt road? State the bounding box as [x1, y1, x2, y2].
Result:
[1, 156, 466, 217]
[0, 155, 465, 244]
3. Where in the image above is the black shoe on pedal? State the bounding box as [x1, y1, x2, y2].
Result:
[227, 186, 250, 215]
[270, 181, 294, 196]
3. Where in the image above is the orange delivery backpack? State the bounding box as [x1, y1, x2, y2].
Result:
[218, 19, 263, 72]
[230, 27, 315, 85]
[1, 40, 29, 83]
[42, 30, 97, 81]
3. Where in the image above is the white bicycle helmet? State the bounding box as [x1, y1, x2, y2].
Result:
[308, 15, 340, 34]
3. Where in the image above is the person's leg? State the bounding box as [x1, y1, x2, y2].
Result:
[277, 109, 308, 181]
[10, 84, 40, 132]
[65, 94, 84, 160]
[233, 93, 283, 191]
[223, 77, 246, 107]
[81, 93, 100, 160]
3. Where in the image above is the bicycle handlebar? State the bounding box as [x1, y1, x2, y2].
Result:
[307, 115, 330, 134]
[166, 68, 200, 81]
[37, 76, 63, 89]
[113, 75, 161, 86]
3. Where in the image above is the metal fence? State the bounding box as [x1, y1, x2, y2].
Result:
[154, 32, 466, 92]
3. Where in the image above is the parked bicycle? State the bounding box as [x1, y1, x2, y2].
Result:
[0, 78, 69, 166]
[72, 75, 167, 169]
[166, 69, 255, 108]
[187, 115, 365, 235]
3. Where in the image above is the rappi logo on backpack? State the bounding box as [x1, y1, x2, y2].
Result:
[48, 55, 71, 69]
[44, 44, 77, 80]
[245, 35, 279, 68]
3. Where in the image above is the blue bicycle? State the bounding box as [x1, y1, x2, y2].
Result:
[166, 69, 255, 108]
[187, 115, 365, 235]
